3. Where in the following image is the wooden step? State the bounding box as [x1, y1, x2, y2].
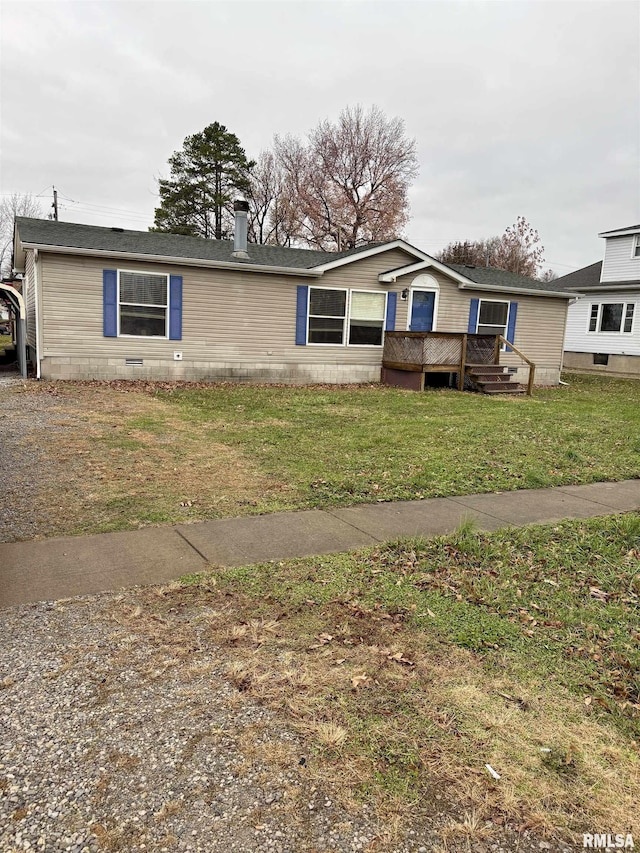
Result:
[476, 379, 518, 391]
[483, 387, 525, 395]
[465, 364, 509, 375]
[470, 373, 512, 383]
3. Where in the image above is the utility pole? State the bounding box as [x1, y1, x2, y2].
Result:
[52, 186, 58, 221]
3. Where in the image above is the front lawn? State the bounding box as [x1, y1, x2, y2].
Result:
[146, 514, 638, 844]
[163, 372, 639, 509]
[2, 373, 639, 539]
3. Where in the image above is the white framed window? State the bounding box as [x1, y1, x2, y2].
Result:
[307, 287, 387, 346]
[307, 287, 347, 344]
[348, 290, 387, 346]
[632, 235, 640, 258]
[118, 271, 169, 338]
[476, 299, 509, 337]
[587, 302, 635, 334]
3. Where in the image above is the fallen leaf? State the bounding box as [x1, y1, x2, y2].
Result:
[388, 651, 415, 667]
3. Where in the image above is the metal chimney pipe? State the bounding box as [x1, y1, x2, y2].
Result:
[232, 199, 250, 259]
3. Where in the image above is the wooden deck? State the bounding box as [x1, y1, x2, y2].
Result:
[381, 331, 535, 395]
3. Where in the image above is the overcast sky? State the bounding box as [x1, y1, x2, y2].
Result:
[1, 0, 639, 274]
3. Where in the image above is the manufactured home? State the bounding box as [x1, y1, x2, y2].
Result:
[13, 208, 574, 387]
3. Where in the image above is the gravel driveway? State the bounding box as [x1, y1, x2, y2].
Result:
[0, 381, 89, 542]
[0, 588, 440, 853]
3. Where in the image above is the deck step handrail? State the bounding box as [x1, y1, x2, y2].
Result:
[496, 335, 536, 395]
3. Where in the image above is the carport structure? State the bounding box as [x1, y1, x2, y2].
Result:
[0, 283, 27, 378]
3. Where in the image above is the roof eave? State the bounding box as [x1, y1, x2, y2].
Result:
[312, 239, 428, 273]
[598, 227, 640, 238]
[571, 283, 640, 292]
[17, 242, 324, 277]
[377, 256, 476, 286]
[456, 281, 574, 299]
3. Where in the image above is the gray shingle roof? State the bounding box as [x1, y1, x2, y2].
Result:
[447, 264, 571, 295]
[15, 217, 379, 270]
[552, 262, 603, 290]
[554, 261, 640, 291]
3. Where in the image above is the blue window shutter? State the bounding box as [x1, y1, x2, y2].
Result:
[296, 285, 308, 345]
[505, 301, 518, 352]
[385, 292, 397, 331]
[169, 275, 183, 340]
[103, 269, 117, 337]
[468, 298, 479, 333]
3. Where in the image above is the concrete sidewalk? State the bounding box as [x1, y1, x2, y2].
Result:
[1, 479, 639, 608]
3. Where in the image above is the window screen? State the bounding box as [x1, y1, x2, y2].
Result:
[119, 272, 168, 337]
[309, 288, 346, 317]
[477, 300, 509, 336]
[120, 273, 167, 305]
[624, 304, 635, 333]
[308, 288, 347, 344]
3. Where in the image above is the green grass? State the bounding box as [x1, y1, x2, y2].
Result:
[10, 374, 639, 542]
[159, 372, 640, 511]
[173, 514, 640, 836]
[188, 513, 640, 739]
[0, 333, 12, 351]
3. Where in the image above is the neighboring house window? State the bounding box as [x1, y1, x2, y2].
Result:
[633, 236, 640, 258]
[306, 287, 387, 346]
[349, 291, 386, 345]
[476, 299, 509, 336]
[588, 302, 635, 334]
[119, 271, 168, 337]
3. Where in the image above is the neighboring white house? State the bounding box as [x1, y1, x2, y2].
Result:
[558, 223, 640, 377]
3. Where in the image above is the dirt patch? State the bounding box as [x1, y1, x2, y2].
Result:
[0, 381, 288, 542]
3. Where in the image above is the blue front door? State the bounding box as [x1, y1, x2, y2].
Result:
[410, 291, 435, 331]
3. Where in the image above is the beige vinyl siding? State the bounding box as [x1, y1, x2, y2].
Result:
[37, 248, 567, 383]
[602, 234, 640, 282]
[394, 268, 569, 372]
[24, 250, 37, 349]
[39, 248, 413, 364]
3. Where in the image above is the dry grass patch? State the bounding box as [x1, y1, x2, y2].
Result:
[211, 599, 637, 839]
[1, 381, 290, 540]
[114, 560, 638, 849]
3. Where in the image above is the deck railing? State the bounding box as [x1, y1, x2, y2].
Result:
[382, 331, 536, 395]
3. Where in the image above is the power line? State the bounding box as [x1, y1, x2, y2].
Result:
[56, 193, 152, 219]
[57, 203, 150, 225]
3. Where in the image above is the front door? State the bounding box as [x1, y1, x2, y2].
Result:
[409, 290, 435, 331]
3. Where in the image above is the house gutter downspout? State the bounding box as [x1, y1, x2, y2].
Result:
[33, 248, 41, 379]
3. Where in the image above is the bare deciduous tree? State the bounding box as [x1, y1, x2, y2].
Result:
[538, 268, 558, 282]
[492, 216, 544, 277]
[247, 150, 300, 246]
[438, 217, 545, 278]
[266, 105, 418, 251]
[0, 194, 42, 278]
